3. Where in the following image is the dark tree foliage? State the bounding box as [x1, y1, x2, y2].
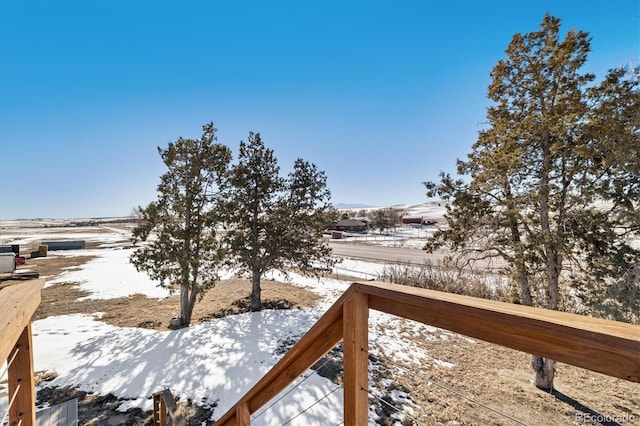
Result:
[372, 208, 401, 234]
[424, 15, 639, 389]
[223, 133, 335, 311]
[130, 123, 231, 326]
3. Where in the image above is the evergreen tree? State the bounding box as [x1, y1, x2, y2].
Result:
[372, 208, 401, 234]
[131, 123, 231, 326]
[424, 15, 639, 390]
[372, 209, 391, 234]
[223, 133, 334, 311]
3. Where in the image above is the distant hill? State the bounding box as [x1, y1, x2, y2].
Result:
[334, 202, 448, 220]
[334, 203, 374, 209]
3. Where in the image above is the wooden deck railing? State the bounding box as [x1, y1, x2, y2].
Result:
[0, 279, 45, 426]
[214, 280, 640, 425]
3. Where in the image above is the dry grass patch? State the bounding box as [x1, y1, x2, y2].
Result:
[29, 251, 320, 329]
[23, 255, 97, 278]
[35, 278, 320, 330]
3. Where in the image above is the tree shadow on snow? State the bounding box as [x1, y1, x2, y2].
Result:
[53, 308, 340, 424]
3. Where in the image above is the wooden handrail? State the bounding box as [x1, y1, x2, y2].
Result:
[214, 280, 640, 425]
[0, 279, 44, 362]
[358, 281, 639, 381]
[214, 286, 355, 426]
[0, 279, 44, 426]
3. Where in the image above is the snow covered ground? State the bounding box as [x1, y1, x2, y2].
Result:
[0, 226, 457, 425]
[333, 227, 439, 250]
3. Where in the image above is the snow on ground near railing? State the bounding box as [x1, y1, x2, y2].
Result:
[33, 312, 344, 425]
[27, 227, 455, 424]
[332, 226, 439, 249]
[45, 248, 172, 299]
[43, 245, 384, 300]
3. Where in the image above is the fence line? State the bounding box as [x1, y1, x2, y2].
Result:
[333, 266, 376, 280]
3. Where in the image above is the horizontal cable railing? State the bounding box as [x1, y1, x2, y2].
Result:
[214, 280, 640, 425]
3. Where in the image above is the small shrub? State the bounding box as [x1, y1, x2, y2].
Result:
[377, 262, 509, 301]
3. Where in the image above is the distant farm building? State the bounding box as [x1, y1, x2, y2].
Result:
[333, 219, 368, 232]
[0, 245, 20, 255]
[401, 217, 438, 226]
[402, 217, 423, 225]
[41, 240, 86, 251]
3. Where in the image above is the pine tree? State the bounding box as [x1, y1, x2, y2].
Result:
[130, 123, 231, 326]
[223, 133, 334, 311]
[424, 15, 640, 390]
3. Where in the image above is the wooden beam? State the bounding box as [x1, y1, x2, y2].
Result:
[0, 280, 20, 290]
[0, 279, 44, 362]
[214, 286, 354, 425]
[357, 281, 640, 382]
[217, 318, 343, 425]
[8, 324, 36, 426]
[343, 291, 369, 426]
[235, 403, 250, 426]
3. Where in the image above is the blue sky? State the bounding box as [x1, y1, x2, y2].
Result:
[0, 0, 638, 219]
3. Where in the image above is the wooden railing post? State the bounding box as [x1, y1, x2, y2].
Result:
[153, 389, 186, 426]
[153, 392, 167, 426]
[343, 291, 369, 426]
[8, 324, 36, 426]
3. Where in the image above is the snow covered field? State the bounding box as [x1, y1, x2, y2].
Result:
[0, 224, 456, 425]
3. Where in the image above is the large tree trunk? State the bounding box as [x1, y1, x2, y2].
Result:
[546, 252, 561, 311]
[517, 271, 532, 306]
[186, 286, 198, 325]
[250, 266, 262, 311]
[505, 180, 533, 306]
[180, 285, 191, 325]
[180, 205, 193, 326]
[532, 356, 556, 391]
[537, 127, 558, 390]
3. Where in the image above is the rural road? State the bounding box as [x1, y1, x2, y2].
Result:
[329, 241, 451, 265]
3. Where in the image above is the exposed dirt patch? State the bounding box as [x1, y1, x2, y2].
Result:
[25, 255, 97, 278]
[384, 331, 640, 425]
[28, 253, 319, 329]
